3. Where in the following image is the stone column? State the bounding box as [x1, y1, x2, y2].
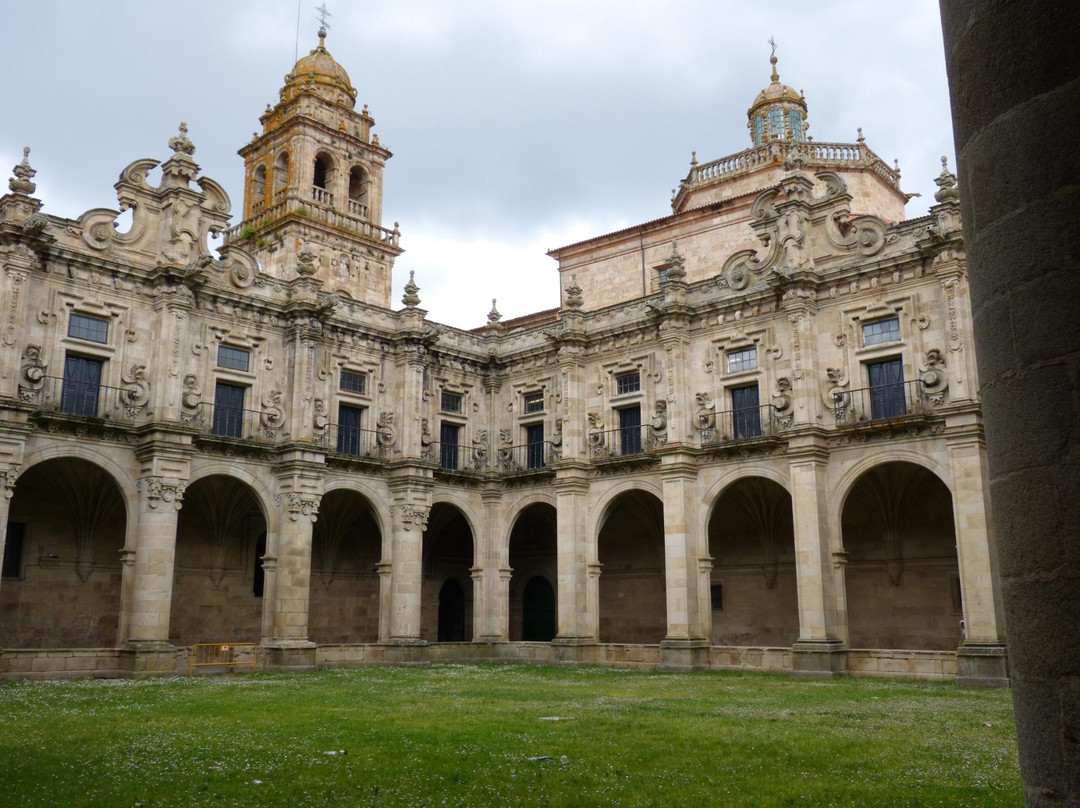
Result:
[940, 2, 1080, 799]
[386, 497, 429, 645]
[552, 473, 595, 662]
[788, 442, 846, 676]
[474, 487, 506, 642]
[262, 457, 323, 671]
[0, 464, 18, 598]
[123, 472, 186, 677]
[946, 419, 1008, 685]
[659, 459, 708, 670]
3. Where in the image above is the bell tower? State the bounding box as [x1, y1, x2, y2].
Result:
[229, 26, 402, 307]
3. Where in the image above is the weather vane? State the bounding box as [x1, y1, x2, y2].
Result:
[315, 2, 332, 32]
[768, 36, 777, 58]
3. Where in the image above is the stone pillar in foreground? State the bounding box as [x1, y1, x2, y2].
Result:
[123, 447, 189, 677]
[940, 1, 1080, 801]
[659, 458, 708, 671]
[262, 457, 322, 671]
[788, 439, 846, 677]
[551, 470, 596, 664]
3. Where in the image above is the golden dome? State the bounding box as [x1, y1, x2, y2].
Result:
[282, 31, 357, 109]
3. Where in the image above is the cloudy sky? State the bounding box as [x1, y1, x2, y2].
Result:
[0, 1, 954, 329]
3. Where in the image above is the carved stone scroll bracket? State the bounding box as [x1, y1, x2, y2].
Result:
[0, 464, 19, 500]
[391, 504, 430, 532]
[285, 492, 320, 523]
[17, 344, 46, 401]
[138, 476, 186, 511]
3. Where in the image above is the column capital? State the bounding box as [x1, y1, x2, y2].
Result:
[137, 475, 186, 510]
[390, 503, 429, 532]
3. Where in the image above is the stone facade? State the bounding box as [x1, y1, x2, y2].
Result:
[0, 37, 1007, 683]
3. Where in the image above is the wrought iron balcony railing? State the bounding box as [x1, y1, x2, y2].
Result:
[189, 403, 285, 442]
[699, 404, 782, 445]
[588, 425, 662, 459]
[496, 441, 555, 472]
[316, 423, 384, 459]
[833, 380, 931, 425]
[25, 376, 148, 423]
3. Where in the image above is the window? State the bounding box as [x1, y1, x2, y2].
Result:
[525, 423, 545, 469]
[656, 267, 670, 285]
[217, 345, 250, 372]
[337, 404, 363, 455]
[862, 317, 900, 346]
[439, 423, 460, 470]
[61, 355, 102, 417]
[752, 115, 765, 146]
[788, 109, 804, 141]
[711, 582, 724, 612]
[212, 381, 246, 438]
[523, 392, 544, 413]
[618, 406, 642, 455]
[440, 392, 463, 413]
[340, 370, 366, 394]
[727, 347, 758, 373]
[2, 522, 25, 579]
[615, 372, 640, 396]
[768, 108, 785, 140]
[731, 385, 762, 439]
[68, 313, 109, 344]
[867, 358, 906, 419]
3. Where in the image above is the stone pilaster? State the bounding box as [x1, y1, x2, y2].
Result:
[262, 453, 323, 671]
[946, 415, 1008, 685]
[123, 461, 187, 677]
[788, 438, 846, 676]
[385, 477, 430, 643]
[552, 473, 592, 645]
[0, 463, 18, 598]
[474, 487, 507, 642]
[659, 458, 709, 671]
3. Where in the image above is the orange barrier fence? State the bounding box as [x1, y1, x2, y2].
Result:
[188, 642, 258, 675]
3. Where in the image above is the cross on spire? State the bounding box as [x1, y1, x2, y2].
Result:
[768, 36, 777, 58]
[315, 2, 332, 34]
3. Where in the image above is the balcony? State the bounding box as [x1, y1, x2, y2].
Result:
[496, 441, 556, 475]
[699, 404, 784, 446]
[833, 380, 932, 425]
[588, 425, 663, 461]
[317, 423, 388, 462]
[25, 375, 146, 425]
[187, 403, 283, 444]
[222, 190, 400, 250]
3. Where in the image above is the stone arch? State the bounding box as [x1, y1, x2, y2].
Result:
[308, 488, 382, 644]
[707, 475, 798, 647]
[170, 474, 267, 646]
[699, 465, 791, 538]
[323, 479, 391, 539]
[421, 501, 475, 642]
[590, 479, 664, 541]
[507, 501, 557, 642]
[186, 462, 277, 538]
[596, 488, 666, 644]
[834, 450, 952, 528]
[2, 456, 127, 648]
[840, 461, 961, 651]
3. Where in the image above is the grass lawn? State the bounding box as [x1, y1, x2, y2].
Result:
[0, 665, 1020, 807]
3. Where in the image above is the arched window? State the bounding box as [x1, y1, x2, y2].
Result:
[252, 165, 267, 210]
[273, 151, 289, 199]
[348, 166, 368, 218]
[313, 153, 334, 205]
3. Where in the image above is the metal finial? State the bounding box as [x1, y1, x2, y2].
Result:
[768, 36, 777, 58]
[315, 2, 332, 37]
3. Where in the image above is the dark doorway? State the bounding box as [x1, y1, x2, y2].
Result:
[522, 576, 557, 641]
[437, 579, 466, 642]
